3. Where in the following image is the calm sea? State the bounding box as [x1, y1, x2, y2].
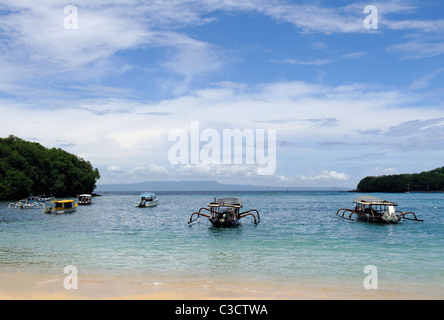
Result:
[1, 191, 443, 298]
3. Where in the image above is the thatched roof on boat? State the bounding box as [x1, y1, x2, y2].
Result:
[209, 198, 243, 208]
[353, 196, 396, 206]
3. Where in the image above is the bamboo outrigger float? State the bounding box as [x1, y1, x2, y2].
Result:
[188, 198, 260, 227]
[336, 196, 423, 223]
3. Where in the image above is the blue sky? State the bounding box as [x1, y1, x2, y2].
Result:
[1, 0, 444, 187]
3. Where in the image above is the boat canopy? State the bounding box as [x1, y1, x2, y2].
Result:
[353, 196, 396, 206]
[140, 192, 156, 198]
[209, 198, 243, 208]
[52, 200, 75, 209]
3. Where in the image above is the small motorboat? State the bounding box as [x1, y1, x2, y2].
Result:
[188, 197, 260, 227]
[336, 196, 423, 223]
[78, 194, 92, 205]
[135, 192, 158, 207]
[44, 200, 78, 214]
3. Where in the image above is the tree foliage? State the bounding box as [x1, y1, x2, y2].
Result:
[357, 167, 444, 193]
[0, 135, 100, 200]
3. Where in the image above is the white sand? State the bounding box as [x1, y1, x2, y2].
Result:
[0, 272, 442, 300]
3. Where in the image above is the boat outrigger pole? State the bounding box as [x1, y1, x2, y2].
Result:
[188, 207, 211, 224]
[396, 211, 423, 221]
[239, 209, 260, 224]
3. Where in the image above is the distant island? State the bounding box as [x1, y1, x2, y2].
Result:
[95, 180, 347, 193]
[95, 180, 279, 192]
[356, 166, 444, 193]
[0, 135, 100, 200]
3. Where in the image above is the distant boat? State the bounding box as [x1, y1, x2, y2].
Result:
[44, 200, 78, 214]
[135, 192, 158, 208]
[78, 194, 92, 205]
[188, 197, 260, 227]
[336, 196, 423, 223]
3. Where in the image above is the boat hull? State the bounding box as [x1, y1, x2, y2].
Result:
[135, 200, 158, 207]
[44, 206, 78, 214]
[51, 208, 77, 214]
[355, 214, 400, 224]
[209, 217, 238, 227]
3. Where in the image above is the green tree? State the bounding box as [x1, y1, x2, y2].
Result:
[0, 135, 100, 200]
[357, 166, 444, 193]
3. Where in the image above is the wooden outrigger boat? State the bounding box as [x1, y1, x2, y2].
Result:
[336, 196, 423, 223]
[188, 198, 260, 227]
[44, 200, 78, 214]
[8, 195, 55, 209]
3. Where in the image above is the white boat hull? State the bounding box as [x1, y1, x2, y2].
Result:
[44, 207, 77, 214]
[135, 200, 158, 207]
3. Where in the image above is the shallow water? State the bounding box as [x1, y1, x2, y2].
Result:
[1, 191, 443, 298]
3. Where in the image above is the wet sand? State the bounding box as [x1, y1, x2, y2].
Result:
[0, 272, 316, 300]
[1, 272, 442, 300]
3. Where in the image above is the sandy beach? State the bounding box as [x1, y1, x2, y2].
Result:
[1, 271, 442, 300]
[0, 272, 320, 300]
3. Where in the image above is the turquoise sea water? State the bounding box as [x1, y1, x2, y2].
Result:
[1, 191, 443, 298]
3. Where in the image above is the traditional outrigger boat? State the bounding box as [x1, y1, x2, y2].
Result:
[336, 196, 423, 223]
[44, 200, 78, 214]
[8, 195, 55, 209]
[188, 198, 260, 227]
[135, 192, 158, 207]
[78, 194, 92, 205]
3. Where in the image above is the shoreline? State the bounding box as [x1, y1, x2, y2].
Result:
[1, 272, 443, 300]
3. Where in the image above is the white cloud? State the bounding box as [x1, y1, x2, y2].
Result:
[270, 59, 332, 66]
[408, 68, 444, 90]
[2, 79, 444, 186]
[1, 1, 444, 187]
[263, 4, 363, 34]
[301, 170, 350, 181]
[150, 31, 226, 94]
[384, 19, 444, 33]
[387, 39, 444, 59]
[340, 51, 366, 59]
[1, 0, 443, 98]
[107, 165, 124, 173]
[0, 1, 228, 96]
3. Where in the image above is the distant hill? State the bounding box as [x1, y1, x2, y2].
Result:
[95, 181, 283, 192]
[94, 180, 346, 193]
[356, 166, 444, 193]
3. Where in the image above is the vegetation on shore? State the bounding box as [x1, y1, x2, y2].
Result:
[357, 166, 444, 193]
[0, 135, 100, 200]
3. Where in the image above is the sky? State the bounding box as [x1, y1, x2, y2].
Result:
[1, 0, 444, 188]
